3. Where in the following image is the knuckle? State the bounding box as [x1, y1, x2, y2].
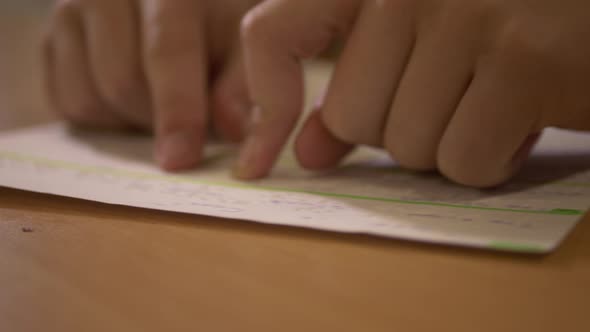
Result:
[493, 20, 559, 70]
[240, 7, 273, 45]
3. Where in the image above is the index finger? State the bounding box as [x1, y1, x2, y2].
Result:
[140, 0, 209, 170]
[235, 0, 360, 179]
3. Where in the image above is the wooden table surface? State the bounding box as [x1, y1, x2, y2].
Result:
[1, 3, 589, 332]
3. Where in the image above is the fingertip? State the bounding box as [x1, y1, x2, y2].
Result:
[232, 135, 271, 180]
[155, 130, 204, 171]
[232, 106, 298, 180]
[437, 133, 543, 189]
[295, 111, 353, 170]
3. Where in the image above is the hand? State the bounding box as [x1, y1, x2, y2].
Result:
[237, 0, 590, 187]
[43, 0, 259, 170]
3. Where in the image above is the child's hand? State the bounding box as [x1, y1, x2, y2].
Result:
[43, 0, 259, 170]
[237, 0, 590, 187]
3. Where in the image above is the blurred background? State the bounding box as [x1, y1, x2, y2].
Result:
[0, 0, 55, 130]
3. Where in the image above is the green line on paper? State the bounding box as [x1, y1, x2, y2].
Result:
[0, 151, 586, 216]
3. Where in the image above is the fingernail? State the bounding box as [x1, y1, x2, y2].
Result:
[156, 131, 201, 171]
[233, 135, 263, 179]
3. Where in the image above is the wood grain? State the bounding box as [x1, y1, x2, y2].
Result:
[1, 2, 589, 332]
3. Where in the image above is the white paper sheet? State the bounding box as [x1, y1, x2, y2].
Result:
[0, 123, 588, 253]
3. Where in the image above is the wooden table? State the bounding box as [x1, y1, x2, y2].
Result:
[1, 3, 589, 332]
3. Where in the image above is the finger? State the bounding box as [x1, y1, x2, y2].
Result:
[295, 109, 354, 170]
[50, 1, 124, 128]
[140, 0, 209, 171]
[295, 0, 415, 170]
[84, 0, 152, 130]
[237, 0, 360, 179]
[384, 9, 477, 171]
[320, 0, 416, 146]
[438, 54, 544, 188]
[210, 49, 251, 143]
